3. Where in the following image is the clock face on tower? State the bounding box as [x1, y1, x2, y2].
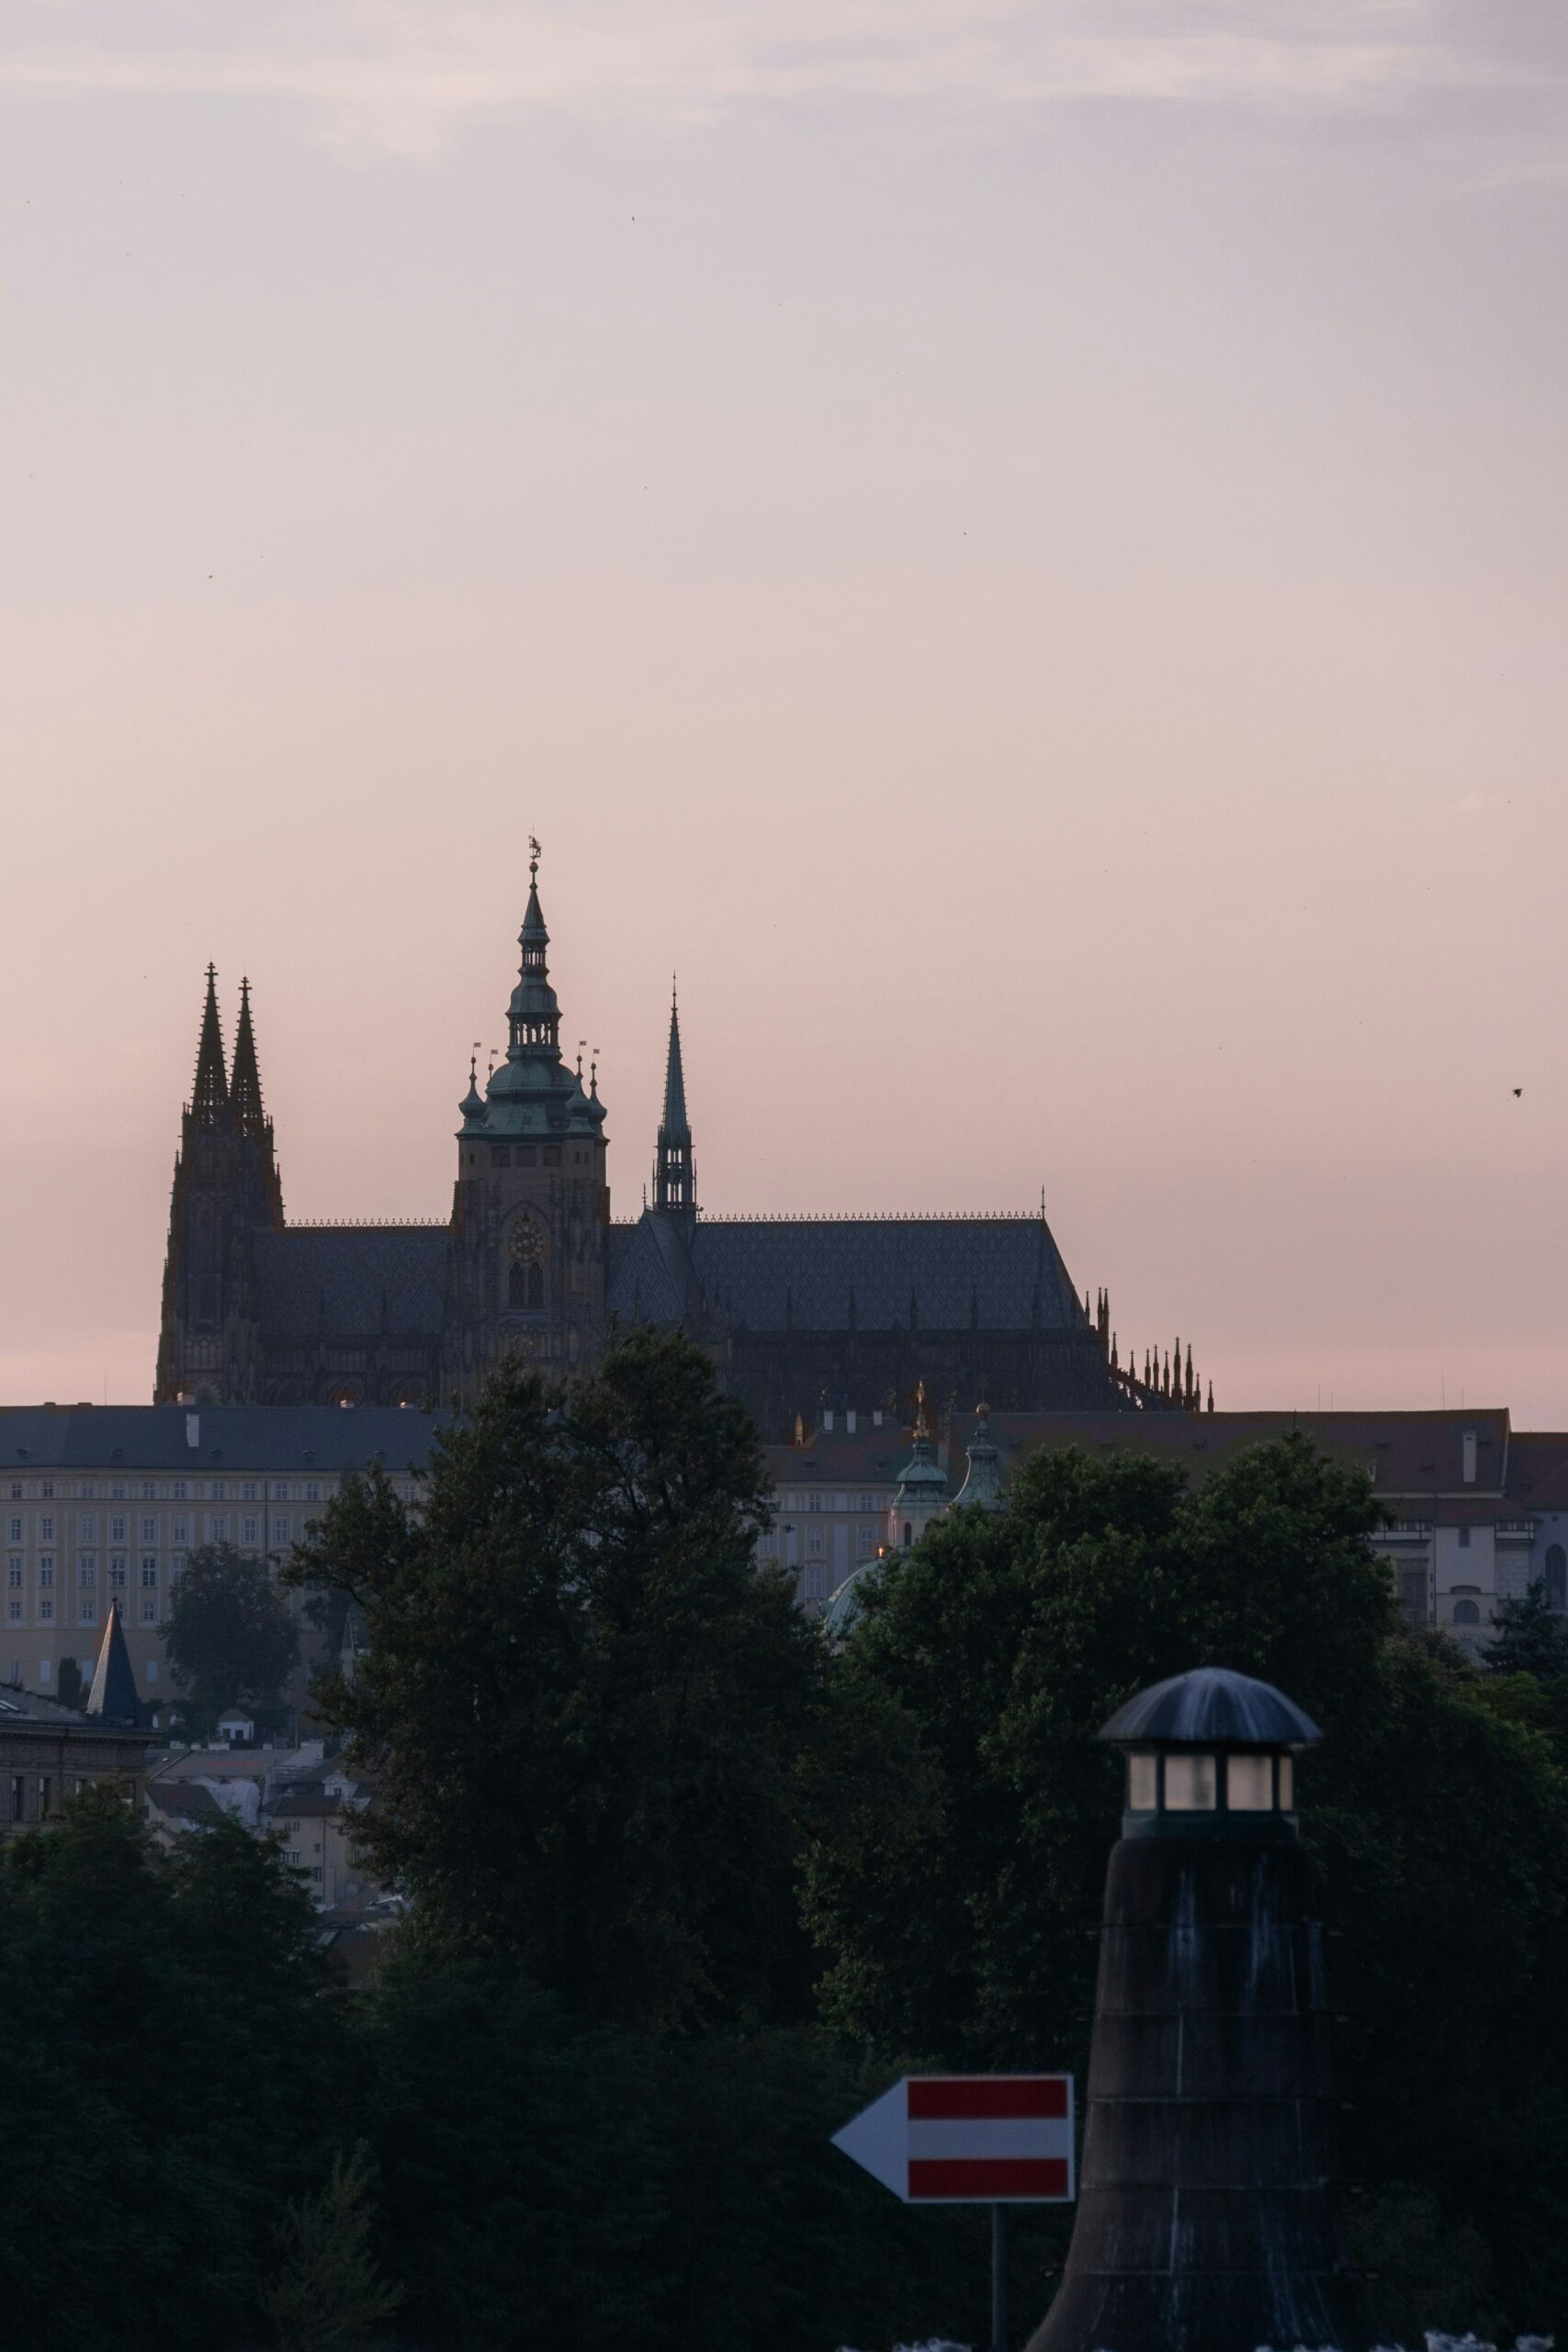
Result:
[509, 1220, 544, 1267]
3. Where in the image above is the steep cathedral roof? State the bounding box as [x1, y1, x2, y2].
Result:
[255, 1226, 448, 1340]
[606, 1211, 1085, 1334]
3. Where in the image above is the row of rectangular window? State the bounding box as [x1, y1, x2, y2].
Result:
[6, 1479, 333, 1503]
[16, 1659, 164, 1689]
[6, 1515, 296, 1546]
[6, 1596, 162, 1623]
[6, 1555, 183, 1579]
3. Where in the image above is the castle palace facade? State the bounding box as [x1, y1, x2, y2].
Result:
[154, 853, 1203, 1437]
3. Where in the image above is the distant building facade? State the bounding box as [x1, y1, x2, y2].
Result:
[152, 849, 1206, 1439]
[0, 1405, 437, 1707]
[145, 1737, 380, 1912]
[0, 1603, 155, 1835]
[787, 1404, 1568, 1654]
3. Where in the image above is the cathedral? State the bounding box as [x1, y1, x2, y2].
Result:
[154, 851, 1203, 1437]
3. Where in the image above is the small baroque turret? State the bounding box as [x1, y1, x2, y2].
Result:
[887, 1382, 949, 1550]
[953, 1398, 1004, 1512]
[154, 967, 284, 1404]
[443, 841, 611, 1403]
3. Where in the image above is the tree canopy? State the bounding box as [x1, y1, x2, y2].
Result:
[1484, 1577, 1568, 1679]
[805, 1431, 1568, 2336]
[0, 1792, 346, 2352]
[289, 1329, 830, 2032]
[161, 1540, 301, 1725]
[6, 1385, 1568, 2346]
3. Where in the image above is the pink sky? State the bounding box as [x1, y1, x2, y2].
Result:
[3, 3, 1566, 1419]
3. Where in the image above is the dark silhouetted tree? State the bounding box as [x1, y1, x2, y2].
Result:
[289, 1330, 829, 2032]
[806, 1434, 1568, 2338]
[264, 2143, 403, 2352]
[161, 1541, 300, 1724]
[1483, 1577, 1568, 1679]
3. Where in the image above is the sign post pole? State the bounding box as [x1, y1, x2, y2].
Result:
[990, 2199, 1009, 2352]
[831, 2074, 1073, 2352]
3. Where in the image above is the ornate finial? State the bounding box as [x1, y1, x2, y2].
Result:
[576, 1040, 585, 1078]
[528, 833, 541, 877]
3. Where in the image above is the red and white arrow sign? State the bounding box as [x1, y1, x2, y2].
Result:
[832, 2074, 1075, 2204]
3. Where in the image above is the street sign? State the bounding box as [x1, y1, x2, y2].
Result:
[831, 2073, 1076, 2205]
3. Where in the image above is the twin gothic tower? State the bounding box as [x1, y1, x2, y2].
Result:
[156, 853, 1186, 1434]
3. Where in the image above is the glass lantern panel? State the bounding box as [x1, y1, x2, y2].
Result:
[1226, 1754, 1273, 1810]
[1277, 1755, 1294, 1809]
[1127, 1752, 1157, 1812]
[1163, 1753, 1216, 1810]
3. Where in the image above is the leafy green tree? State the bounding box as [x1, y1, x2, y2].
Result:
[358, 1941, 1043, 2352]
[1483, 1577, 1568, 1678]
[806, 1434, 1568, 2336]
[0, 1791, 352, 2352]
[264, 2143, 403, 2352]
[161, 1541, 300, 1725]
[290, 1331, 829, 2032]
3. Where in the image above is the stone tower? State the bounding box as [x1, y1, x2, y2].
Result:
[154, 970, 284, 1404]
[442, 845, 610, 1404]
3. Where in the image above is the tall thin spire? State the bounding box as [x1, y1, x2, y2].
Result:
[230, 977, 266, 1142]
[85, 1598, 140, 1726]
[502, 834, 561, 1060]
[652, 978, 696, 1217]
[661, 980, 691, 1143]
[191, 965, 229, 1128]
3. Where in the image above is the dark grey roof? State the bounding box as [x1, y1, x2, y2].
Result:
[146, 1781, 226, 1821]
[254, 1226, 447, 1340]
[0, 1682, 156, 1741]
[1, 1404, 440, 1474]
[604, 1214, 696, 1325]
[606, 1213, 1085, 1334]
[1100, 1668, 1322, 1749]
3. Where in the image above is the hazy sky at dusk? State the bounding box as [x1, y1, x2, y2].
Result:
[3, 2, 1566, 1418]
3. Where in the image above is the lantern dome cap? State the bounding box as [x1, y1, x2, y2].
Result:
[1100, 1667, 1321, 1750]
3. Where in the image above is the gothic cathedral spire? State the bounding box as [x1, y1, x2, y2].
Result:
[653, 980, 696, 1220]
[155, 966, 281, 1404]
[229, 977, 265, 1139]
[191, 964, 229, 1127]
[229, 976, 285, 1224]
